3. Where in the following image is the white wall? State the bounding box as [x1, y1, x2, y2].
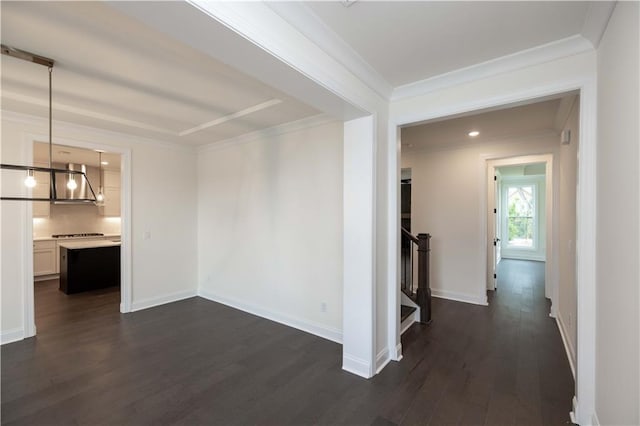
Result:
[401, 131, 560, 305]
[197, 119, 344, 343]
[1, 113, 198, 342]
[595, 3, 640, 425]
[557, 99, 579, 373]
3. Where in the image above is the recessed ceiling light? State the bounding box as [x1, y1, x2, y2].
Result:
[101, 161, 109, 165]
[468, 131, 480, 137]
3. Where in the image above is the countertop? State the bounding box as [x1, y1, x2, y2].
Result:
[34, 234, 121, 242]
[58, 240, 121, 249]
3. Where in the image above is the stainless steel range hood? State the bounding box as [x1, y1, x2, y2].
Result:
[51, 164, 98, 204]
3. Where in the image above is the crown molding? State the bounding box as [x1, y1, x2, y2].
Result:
[1, 109, 196, 153]
[265, 2, 393, 100]
[392, 35, 594, 102]
[580, 1, 616, 48]
[198, 113, 337, 153]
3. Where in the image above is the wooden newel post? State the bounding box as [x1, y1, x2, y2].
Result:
[416, 233, 432, 324]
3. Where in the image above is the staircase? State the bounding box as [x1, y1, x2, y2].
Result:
[400, 228, 432, 333]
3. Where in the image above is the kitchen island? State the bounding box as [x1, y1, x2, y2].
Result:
[59, 240, 120, 294]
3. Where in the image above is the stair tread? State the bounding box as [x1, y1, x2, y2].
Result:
[400, 305, 417, 322]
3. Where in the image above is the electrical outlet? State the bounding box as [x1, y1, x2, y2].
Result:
[321, 302, 327, 313]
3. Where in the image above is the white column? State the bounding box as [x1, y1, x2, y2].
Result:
[342, 116, 376, 378]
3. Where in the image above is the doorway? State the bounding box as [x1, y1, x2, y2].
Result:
[392, 85, 589, 420]
[487, 156, 552, 302]
[31, 142, 123, 335]
[23, 136, 131, 339]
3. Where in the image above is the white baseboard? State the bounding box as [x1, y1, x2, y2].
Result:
[555, 314, 576, 379]
[570, 396, 578, 424]
[131, 289, 197, 312]
[198, 288, 342, 344]
[1, 328, 25, 345]
[375, 347, 391, 374]
[34, 273, 59, 282]
[343, 353, 373, 378]
[431, 288, 488, 306]
[394, 343, 403, 361]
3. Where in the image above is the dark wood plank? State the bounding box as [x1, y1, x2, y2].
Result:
[1, 261, 574, 425]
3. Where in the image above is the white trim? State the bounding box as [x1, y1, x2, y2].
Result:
[22, 131, 134, 316]
[431, 288, 488, 306]
[388, 125, 402, 361]
[501, 254, 546, 262]
[592, 411, 601, 426]
[375, 347, 391, 374]
[131, 290, 197, 312]
[342, 354, 373, 378]
[22, 136, 36, 339]
[570, 396, 579, 425]
[198, 114, 336, 153]
[392, 35, 593, 101]
[264, 2, 393, 100]
[574, 78, 598, 426]
[0, 328, 25, 345]
[556, 315, 577, 379]
[394, 343, 403, 361]
[581, 2, 616, 48]
[198, 289, 343, 344]
[2, 110, 195, 153]
[485, 154, 555, 306]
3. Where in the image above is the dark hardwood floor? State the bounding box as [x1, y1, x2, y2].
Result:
[1, 262, 573, 425]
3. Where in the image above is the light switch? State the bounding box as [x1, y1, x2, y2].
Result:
[143, 231, 151, 240]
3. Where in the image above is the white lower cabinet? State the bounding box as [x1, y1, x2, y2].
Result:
[33, 240, 56, 276]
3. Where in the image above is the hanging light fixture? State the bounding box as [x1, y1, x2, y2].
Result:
[24, 169, 37, 188]
[0, 45, 97, 204]
[96, 151, 105, 203]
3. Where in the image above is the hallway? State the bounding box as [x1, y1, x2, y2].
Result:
[395, 259, 574, 424]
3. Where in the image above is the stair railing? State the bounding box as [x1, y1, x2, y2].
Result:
[401, 228, 432, 324]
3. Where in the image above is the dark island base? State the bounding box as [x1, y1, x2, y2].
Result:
[59, 246, 120, 294]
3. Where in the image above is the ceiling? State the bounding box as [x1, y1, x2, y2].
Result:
[0, 1, 319, 146]
[401, 95, 577, 150]
[0, 2, 605, 147]
[305, 1, 597, 87]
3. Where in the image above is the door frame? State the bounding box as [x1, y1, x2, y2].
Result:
[387, 76, 596, 424]
[486, 155, 555, 310]
[23, 132, 132, 338]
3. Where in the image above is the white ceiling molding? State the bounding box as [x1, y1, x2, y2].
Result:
[109, 1, 372, 120]
[179, 98, 282, 136]
[391, 35, 594, 102]
[265, 2, 392, 100]
[580, 2, 616, 48]
[198, 113, 336, 153]
[1, 109, 196, 153]
[3, 91, 177, 135]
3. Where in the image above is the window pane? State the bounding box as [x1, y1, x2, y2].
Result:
[507, 185, 534, 247]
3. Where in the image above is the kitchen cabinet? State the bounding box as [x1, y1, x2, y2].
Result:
[100, 170, 120, 217]
[33, 240, 56, 276]
[32, 161, 50, 218]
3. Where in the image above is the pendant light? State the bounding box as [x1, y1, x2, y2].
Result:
[0, 45, 97, 204]
[96, 151, 105, 203]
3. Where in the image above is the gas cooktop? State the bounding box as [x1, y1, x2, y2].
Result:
[52, 233, 105, 238]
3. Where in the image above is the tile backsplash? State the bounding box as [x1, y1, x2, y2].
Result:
[33, 204, 121, 237]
